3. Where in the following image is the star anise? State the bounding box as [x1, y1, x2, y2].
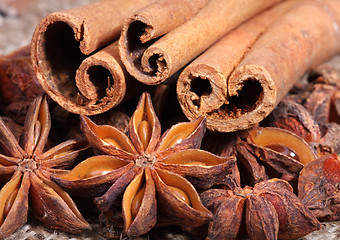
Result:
[299, 153, 340, 222]
[264, 99, 340, 158]
[270, 64, 340, 156]
[304, 69, 340, 125]
[0, 95, 90, 238]
[303, 80, 340, 155]
[203, 126, 316, 189]
[200, 178, 321, 240]
[265, 100, 322, 143]
[235, 127, 316, 186]
[52, 92, 236, 237]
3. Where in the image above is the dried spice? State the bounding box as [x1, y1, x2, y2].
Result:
[31, 0, 154, 115]
[267, 74, 340, 156]
[0, 45, 44, 123]
[177, 0, 340, 132]
[265, 100, 321, 143]
[304, 83, 340, 125]
[318, 123, 340, 155]
[302, 78, 340, 155]
[200, 178, 321, 240]
[265, 97, 340, 158]
[52, 92, 236, 237]
[298, 153, 340, 222]
[0, 95, 90, 238]
[235, 127, 316, 187]
[303, 63, 340, 125]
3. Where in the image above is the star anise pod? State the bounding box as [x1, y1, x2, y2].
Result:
[235, 127, 316, 188]
[202, 126, 317, 190]
[52, 92, 236, 237]
[265, 100, 321, 143]
[304, 73, 340, 125]
[266, 64, 340, 157]
[0, 95, 90, 238]
[264, 99, 340, 157]
[298, 153, 340, 221]
[200, 178, 321, 240]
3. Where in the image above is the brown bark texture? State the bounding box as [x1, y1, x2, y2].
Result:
[177, 0, 340, 132]
[30, 0, 154, 115]
[119, 0, 283, 85]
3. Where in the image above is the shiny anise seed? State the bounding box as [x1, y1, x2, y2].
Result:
[103, 138, 122, 149]
[266, 145, 299, 161]
[137, 120, 152, 149]
[247, 127, 315, 165]
[84, 167, 113, 178]
[131, 187, 146, 219]
[183, 161, 207, 166]
[168, 186, 191, 205]
[4, 189, 18, 218]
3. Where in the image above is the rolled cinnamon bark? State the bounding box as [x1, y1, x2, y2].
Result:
[31, 0, 154, 115]
[177, 0, 340, 132]
[74, 41, 144, 115]
[119, 0, 283, 85]
[177, 1, 298, 118]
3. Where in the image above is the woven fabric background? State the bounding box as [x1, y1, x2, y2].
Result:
[0, 0, 339, 239]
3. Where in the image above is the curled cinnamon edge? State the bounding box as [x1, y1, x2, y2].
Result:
[31, 13, 87, 114]
[120, 16, 172, 85]
[31, 16, 126, 115]
[119, 0, 210, 86]
[30, 0, 154, 115]
[178, 64, 276, 132]
[75, 43, 128, 113]
[118, 14, 178, 85]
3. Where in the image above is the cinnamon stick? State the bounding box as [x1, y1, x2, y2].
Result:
[177, 1, 298, 117]
[119, 0, 283, 85]
[177, 0, 340, 132]
[74, 41, 144, 115]
[30, 0, 154, 115]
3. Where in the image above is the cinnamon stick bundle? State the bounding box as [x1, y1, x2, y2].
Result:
[31, 0, 154, 115]
[177, 0, 340, 132]
[119, 0, 284, 85]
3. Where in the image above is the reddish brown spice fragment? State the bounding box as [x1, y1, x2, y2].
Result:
[0, 45, 44, 123]
[299, 153, 340, 222]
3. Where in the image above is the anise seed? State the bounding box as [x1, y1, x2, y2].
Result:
[84, 167, 113, 179]
[248, 127, 315, 165]
[183, 161, 207, 166]
[265, 145, 299, 161]
[52, 150, 73, 159]
[169, 186, 191, 205]
[137, 120, 152, 149]
[166, 134, 186, 149]
[131, 187, 146, 219]
[103, 138, 123, 149]
[4, 188, 18, 218]
[34, 120, 41, 147]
